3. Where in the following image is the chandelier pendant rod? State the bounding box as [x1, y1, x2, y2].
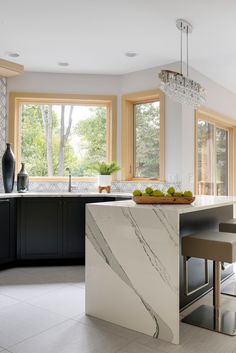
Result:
[186, 25, 189, 77]
[180, 22, 183, 75]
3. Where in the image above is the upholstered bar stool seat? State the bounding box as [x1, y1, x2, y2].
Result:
[219, 219, 236, 233]
[219, 219, 236, 296]
[182, 231, 236, 335]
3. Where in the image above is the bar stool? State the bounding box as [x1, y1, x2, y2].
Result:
[219, 219, 236, 297]
[182, 231, 236, 335]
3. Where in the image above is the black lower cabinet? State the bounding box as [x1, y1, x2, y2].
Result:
[0, 198, 16, 265]
[18, 196, 110, 261]
[18, 198, 63, 259]
[62, 196, 131, 259]
[13, 196, 131, 263]
[62, 198, 85, 259]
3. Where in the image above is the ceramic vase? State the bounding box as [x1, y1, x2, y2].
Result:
[17, 163, 29, 193]
[2, 143, 15, 193]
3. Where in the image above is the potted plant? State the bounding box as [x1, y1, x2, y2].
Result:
[94, 161, 120, 187]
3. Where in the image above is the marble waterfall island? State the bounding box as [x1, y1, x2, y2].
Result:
[85, 196, 236, 344]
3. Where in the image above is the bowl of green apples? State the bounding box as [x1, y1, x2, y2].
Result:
[132, 186, 195, 204]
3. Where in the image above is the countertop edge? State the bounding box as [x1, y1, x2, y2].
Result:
[0, 192, 132, 198]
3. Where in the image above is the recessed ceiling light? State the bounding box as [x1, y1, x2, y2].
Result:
[6, 52, 20, 58]
[57, 62, 69, 67]
[125, 51, 138, 58]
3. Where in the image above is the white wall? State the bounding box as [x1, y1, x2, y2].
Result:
[7, 72, 121, 95]
[7, 63, 236, 190]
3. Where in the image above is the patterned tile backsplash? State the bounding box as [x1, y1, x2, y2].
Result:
[24, 180, 182, 193]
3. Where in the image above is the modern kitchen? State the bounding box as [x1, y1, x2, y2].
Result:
[1, 1, 236, 353]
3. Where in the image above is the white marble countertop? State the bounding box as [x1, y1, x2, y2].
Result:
[87, 195, 236, 214]
[0, 192, 132, 198]
[86, 194, 236, 343]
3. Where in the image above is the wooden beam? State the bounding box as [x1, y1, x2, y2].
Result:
[0, 59, 24, 77]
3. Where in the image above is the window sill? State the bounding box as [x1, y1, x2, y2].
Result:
[122, 179, 166, 183]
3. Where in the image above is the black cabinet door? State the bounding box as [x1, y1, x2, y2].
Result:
[62, 198, 85, 258]
[62, 197, 105, 259]
[0, 199, 16, 265]
[19, 198, 63, 259]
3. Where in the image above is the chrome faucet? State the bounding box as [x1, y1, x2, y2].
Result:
[66, 167, 72, 192]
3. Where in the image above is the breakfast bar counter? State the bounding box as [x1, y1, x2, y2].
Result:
[85, 196, 236, 344]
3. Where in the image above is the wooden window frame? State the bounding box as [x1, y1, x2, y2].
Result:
[8, 92, 117, 182]
[195, 108, 236, 195]
[122, 89, 165, 182]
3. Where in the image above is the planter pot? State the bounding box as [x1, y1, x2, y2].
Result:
[98, 175, 112, 187]
[2, 143, 15, 193]
[17, 163, 29, 193]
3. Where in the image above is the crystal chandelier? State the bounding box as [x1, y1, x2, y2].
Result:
[159, 19, 206, 108]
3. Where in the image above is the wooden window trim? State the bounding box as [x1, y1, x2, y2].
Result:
[122, 89, 165, 182]
[195, 109, 236, 195]
[8, 92, 117, 182]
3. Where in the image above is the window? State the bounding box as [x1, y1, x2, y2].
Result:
[122, 89, 165, 181]
[9, 93, 117, 180]
[195, 110, 234, 196]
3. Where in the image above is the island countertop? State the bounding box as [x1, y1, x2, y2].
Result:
[87, 195, 236, 213]
[0, 191, 132, 198]
[85, 195, 236, 345]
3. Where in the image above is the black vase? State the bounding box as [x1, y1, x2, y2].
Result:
[2, 143, 15, 193]
[17, 163, 29, 193]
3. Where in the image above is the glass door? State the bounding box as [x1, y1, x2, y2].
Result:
[197, 119, 229, 196]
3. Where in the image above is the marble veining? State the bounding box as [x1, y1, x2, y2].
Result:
[121, 207, 178, 294]
[86, 203, 180, 344]
[152, 207, 179, 248]
[86, 208, 173, 340]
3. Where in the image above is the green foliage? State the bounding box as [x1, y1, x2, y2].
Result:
[93, 161, 120, 175]
[21, 104, 108, 177]
[134, 101, 160, 178]
[74, 107, 107, 176]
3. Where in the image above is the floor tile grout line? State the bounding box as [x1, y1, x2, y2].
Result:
[6, 317, 138, 351]
[114, 335, 151, 353]
[6, 318, 71, 350]
[0, 282, 81, 305]
[11, 299, 72, 320]
[17, 287, 85, 319]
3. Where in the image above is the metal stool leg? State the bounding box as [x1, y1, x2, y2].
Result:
[182, 261, 236, 335]
[213, 261, 221, 331]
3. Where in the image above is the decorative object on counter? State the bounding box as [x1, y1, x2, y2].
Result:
[2, 143, 15, 193]
[94, 161, 120, 193]
[132, 186, 195, 204]
[17, 163, 29, 193]
[98, 185, 111, 193]
[159, 19, 206, 108]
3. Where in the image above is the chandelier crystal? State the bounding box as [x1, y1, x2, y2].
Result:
[159, 20, 206, 108]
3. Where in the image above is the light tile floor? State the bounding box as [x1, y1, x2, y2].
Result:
[0, 266, 236, 353]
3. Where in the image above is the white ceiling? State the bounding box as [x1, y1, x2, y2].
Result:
[1, 0, 236, 92]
